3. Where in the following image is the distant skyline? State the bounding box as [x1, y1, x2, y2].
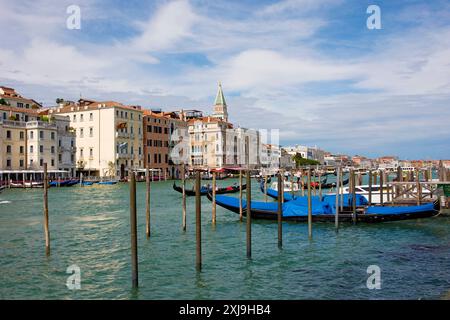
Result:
[1, 0, 449, 159]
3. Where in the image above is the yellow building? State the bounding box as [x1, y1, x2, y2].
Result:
[51, 100, 144, 178]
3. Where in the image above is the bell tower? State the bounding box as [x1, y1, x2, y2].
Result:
[212, 82, 228, 122]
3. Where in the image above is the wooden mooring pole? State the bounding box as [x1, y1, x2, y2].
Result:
[416, 168, 422, 205]
[145, 167, 151, 238]
[340, 169, 344, 212]
[307, 168, 312, 239]
[246, 137, 252, 259]
[335, 166, 340, 232]
[239, 170, 243, 221]
[379, 170, 384, 206]
[195, 170, 202, 271]
[264, 174, 268, 202]
[368, 169, 373, 205]
[43, 163, 50, 256]
[212, 171, 216, 225]
[351, 170, 356, 224]
[182, 165, 187, 232]
[277, 172, 283, 248]
[129, 171, 138, 288]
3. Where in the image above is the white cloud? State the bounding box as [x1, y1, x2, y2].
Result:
[130, 0, 197, 52]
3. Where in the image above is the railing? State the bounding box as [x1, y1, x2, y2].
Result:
[0, 120, 26, 128]
[26, 121, 57, 129]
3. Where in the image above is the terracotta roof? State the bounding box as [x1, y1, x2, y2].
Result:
[50, 100, 143, 114]
[0, 104, 40, 115]
[187, 116, 233, 128]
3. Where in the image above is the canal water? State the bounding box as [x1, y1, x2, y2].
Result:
[0, 177, 449, 299]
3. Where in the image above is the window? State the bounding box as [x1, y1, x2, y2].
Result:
[89, 127, 93, 137]
[147, 139, 152, 147]
[19, 159, 24, 167]
[154, 154, 158, 163]
[73, 114, 77, 122]
[6, 145, 11, 153]
[40, 145, 44, 153]
[30, 131, 34, 139]
[6, 159, 11, 167]
[2, 112, 6, 120]
[51, 159, 55, 167]
[58, 154, 62, 162]
[30, 159, 33, 166]
[80, 114, 84, 122]
[17, 102, 23, 108]
[131, 113, 134, 120]
[30, 145, 34, 153]
[158, 154, 161, 163]
[25, 104, 29, 109]
[120, 111, 123, 118]
[19, 131, 24, 140]
[80, 148, 84, 157]
[147, 154, 151, 164]
[6, 130, 11, 139]
[165, 154, 168, 164]
[138, 127, 141, 135]
[89, 148, 93, 157]
[80, 128, 84, 138]
[51, 132, 55, 140]
[58, 140, 61, 147]
[138, 114, 141, 121]
[89, 113, 93, 121]
[39, 130, 44, 139]
[19, 146, 24, 154]
[147, 125, 152, 133]
[40, 159, 43, 167]
[125, 112, 128, 118]
[164, 128, 168, 134]
[131, 146, 134, 155]
[138, 147, 142, 155]
[51, 146, 55, 154]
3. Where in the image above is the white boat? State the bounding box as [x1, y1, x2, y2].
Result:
[24, 181, 44, 188]
[331, 184, 432, 204]
[271, 180, 299, 192]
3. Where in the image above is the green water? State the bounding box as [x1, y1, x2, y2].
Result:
[0, 178, 449, 300]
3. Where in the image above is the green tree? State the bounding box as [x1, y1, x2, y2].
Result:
[292, 153, 320, 168]
[0, 98, 8, 105]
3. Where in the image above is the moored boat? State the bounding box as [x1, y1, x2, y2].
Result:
[173, 182, 246, 196]
[97, 180, 118, 185]
[207, 193, 439, 223]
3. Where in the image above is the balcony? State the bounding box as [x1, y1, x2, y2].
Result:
[116, 131, 130, 139]
[26, 121, 57, 129]
[0, 120, 26, 128]
[116, 153, 130, 159]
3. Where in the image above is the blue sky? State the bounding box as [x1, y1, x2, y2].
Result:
[1, 0, 449, 159]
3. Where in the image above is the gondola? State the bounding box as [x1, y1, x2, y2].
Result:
[256, 176, 272, 184]
[206, 193, 440, 223]
[173, 182, 246, 196]
[260, 182, 369, 206]
[200, 175, 230, 181]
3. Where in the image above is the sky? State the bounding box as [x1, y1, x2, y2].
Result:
[0, 0, 449, 159]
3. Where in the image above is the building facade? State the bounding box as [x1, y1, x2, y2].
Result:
[51, 100, 144, 178]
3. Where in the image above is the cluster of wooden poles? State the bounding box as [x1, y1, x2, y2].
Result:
[40, 160, 448, 289]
